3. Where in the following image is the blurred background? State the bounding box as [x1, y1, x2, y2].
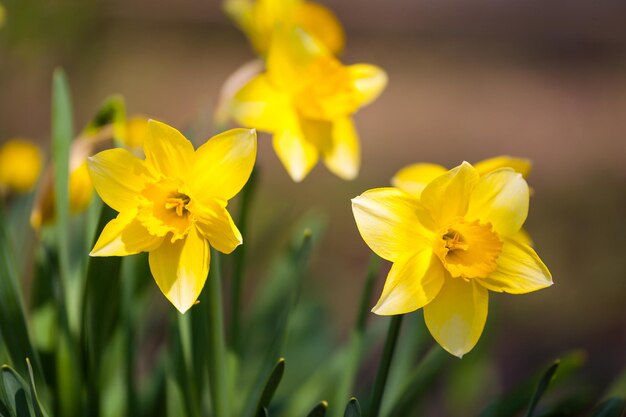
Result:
[1, 0, 625, 413]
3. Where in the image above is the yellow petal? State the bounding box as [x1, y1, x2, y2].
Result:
[466, 168, 529, 237]
[474, 156, 532, 178]
[123, 116, 149, 149]
[348, 64, 388, 107]
[477, 238, 552, 294]
[91, 210, 164, 256]
[352, 187, 433, 262]
[391, 163, 448, 198]
[190, 128, 257, 202]
[143, 120, 195, 179]
[424, 277, 488, 358]
[372, 249, 445, 315]
[68, 162, 94, 214]
[231, 74, 295, 132]
[273, 127, 319, 182]
[87, 148, 152, 212]
[192, 199, 243, 255]
[0, 3, 5, 28]
[149, 227, 210, 313]
[321, 117, 360, 180]
[420, 161, 479, 227]
[294, 2, 345, 55]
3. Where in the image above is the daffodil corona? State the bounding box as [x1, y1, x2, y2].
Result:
[230, 30, 387, 182]
[87, 120, 257, 313]
[352, 161, 552, 357]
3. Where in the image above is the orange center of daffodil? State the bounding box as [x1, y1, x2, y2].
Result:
[138, 179, 194, 242]
[294, 57, 358, 120]
[434, 219, 503, 279]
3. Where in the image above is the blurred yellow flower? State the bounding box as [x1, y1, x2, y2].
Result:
[230, 30, 387, 181]
[0, 3, 5, 28]
[224, 0, 345, 56]
[0, 139, 43, 194]
[352, 162, 552, 357]
[122, 116, 149, 149]
[87, 120, 257, 313]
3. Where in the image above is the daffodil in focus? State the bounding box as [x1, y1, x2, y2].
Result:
[224, 0, 345, 56]
[87, 120, 257, 313]
[352, 161, 552, 357]
[230, 30, 387, 181]
[0, 139, 43, 194]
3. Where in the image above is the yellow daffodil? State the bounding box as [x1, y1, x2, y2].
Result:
[224, 0, 345, 56]
[352, 161, 552, 357]
[87, 120, 257, 313]
[0, 2, 5, 28]
[0, 139, 43, 194]
[230, 30, 387, 181]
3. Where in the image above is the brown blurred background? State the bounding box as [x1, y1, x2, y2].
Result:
[1, 0, 625, 394]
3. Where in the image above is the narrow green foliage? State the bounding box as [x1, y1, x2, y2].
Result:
[306, 401, 328, 417]
[384, 345, 449, 417]
[367, 315, 404, 417]
[344, 398, 361, 417]
[1, 365, 34, 417]
[0, 214, 43, 389]
[83, 96, 126, 139]
[256, 358, 285, 415]
[256, 407, 269, 417]
[51, 68, 73, 287]
[590, 398, 626, 417]
[207, 251, 230, 417]
[525, 361, 560, 417]
[26, 360, 49, 417]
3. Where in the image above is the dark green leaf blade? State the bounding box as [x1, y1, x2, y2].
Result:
[344, 398, 361, 417]
[256, 358, 285, 414]
[0, 365, 34, 417]
[25, 360, 49, 417]
[590, 398, 626, 417]
[525, 361, 560, 417]
[306, 401, 328, 417]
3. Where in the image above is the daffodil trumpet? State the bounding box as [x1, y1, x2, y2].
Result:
[352, 161, 552, 357]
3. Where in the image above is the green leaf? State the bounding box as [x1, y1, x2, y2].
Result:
[256, 358, 285, 414]
[590, 398, 626, 417]
[83, 95, 126, 140]
[384, 345, 449, 417]
[255, 407, 269, 417]
[0, 210, 44, 391]
[306, 401, 328, 417]
[525, 361, 560, 417]
[25, 360, 49, 417]
[344, 398, 361, 417]
[0, 365, 35, 417]
[51, 68, 73, 287]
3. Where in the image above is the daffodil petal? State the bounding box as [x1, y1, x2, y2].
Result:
[149, 227, 210, 313]
[322, 117, 360, 180]
[372, 249, 445, 315]
[91, 211, 164, 256]
[273, 127, 318, 182]
[474, 156, 532, 178]
[190, 128, 257, 202]
[87, 148, 151, 212]
[352, 187, 433, 262]
[193, 200, 242, 255]
[348, 64, 388, 107]
[231, 74, 295, 131]
[421, 161, 479, 227]
[391, 163, 448, 198]
[466, 168, 529, 237]
[424, 277, 488, 358]
[69, 162, 94, 214]
[477, 238, 552, 294]
[143, 120, 195, 179]
[294, 2, 345, 55]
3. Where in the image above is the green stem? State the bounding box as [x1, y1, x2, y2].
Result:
[230, 167, 258, 354]
[333, 255, 380, 417]
[207, 250, 229, 417]
[369, 315, 404, 417]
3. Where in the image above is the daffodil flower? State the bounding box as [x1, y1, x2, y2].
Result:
[0, 139, 43, 195]
[230, 30, 387, 181]
[87, 120, 256, 313]
[0, 2, 5, 29]
[352, 162, 552, 357]
[224, 0, 345, 56]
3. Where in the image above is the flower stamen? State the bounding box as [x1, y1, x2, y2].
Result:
[165, 193, 190, 217]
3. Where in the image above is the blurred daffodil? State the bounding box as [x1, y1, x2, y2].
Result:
[87, 120, 257, 313]
[0, 2, 5, 28]
[0, 139, 43, 194]
[122, 116, 149, 149]
[352, 162, 552, 357]
[224, 0, 345, 56]
[230, 30, 387, 181]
